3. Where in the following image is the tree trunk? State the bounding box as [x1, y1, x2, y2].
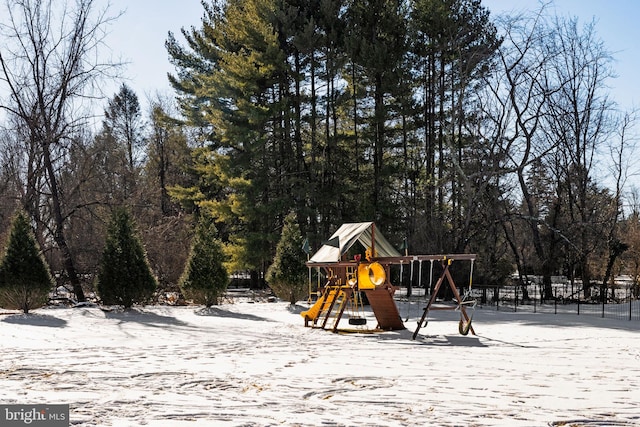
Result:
[43, 141, 85, 302]
[601, 240, 628, 301]
[373, 73, 384, 220]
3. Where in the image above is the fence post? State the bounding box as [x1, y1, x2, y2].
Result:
[554, 287, 557, 315]
[630, 285, 632, 321]
[601, 284, 605, 318]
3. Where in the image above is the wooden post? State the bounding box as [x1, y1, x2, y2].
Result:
[332, 287, 352, 333]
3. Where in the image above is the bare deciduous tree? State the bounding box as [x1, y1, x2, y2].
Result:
[479, 7, 560, 296]
[481, 5, 625, 300]
[0, 0, 121, 302]
[543, 15, 618, 298]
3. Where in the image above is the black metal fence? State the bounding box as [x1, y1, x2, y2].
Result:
[472, 283, 640, 321]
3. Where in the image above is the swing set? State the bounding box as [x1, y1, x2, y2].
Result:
[301, 223, 477, 339]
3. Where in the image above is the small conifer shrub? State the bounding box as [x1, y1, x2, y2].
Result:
[266, 212, 307, 305]
[0, 212, 53, 313]
[96, 208, 157, 308]
[179, 215, 228, 307]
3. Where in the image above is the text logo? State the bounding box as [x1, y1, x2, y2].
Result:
[0, 405, 69, 426]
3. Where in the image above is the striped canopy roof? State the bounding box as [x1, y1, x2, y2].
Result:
[308, 222, 400, 263]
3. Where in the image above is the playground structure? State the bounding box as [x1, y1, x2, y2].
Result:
[301, 222, 477, 339]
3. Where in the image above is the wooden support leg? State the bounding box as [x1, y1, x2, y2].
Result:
[332, 288, 351, 333]
[412, 265, 448, 339]
[312, 287, 330, 327]
[321, 287, 339, 330]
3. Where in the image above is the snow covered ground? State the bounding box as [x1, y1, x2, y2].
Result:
[1, 297, 639, 426]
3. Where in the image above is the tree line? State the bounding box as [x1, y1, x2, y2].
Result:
[1, 0, 639, 306]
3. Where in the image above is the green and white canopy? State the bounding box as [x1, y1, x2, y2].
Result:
[308, 222, 400, 264]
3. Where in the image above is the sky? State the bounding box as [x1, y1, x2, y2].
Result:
[97, 0, 205, 107]
[101, 0, 640, 113]
[483, 0, 640, 110]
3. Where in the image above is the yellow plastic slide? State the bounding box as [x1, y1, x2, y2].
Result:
[301, 289, 339, 325]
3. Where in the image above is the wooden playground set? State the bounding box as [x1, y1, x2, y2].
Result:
[301, 222, 477, 339]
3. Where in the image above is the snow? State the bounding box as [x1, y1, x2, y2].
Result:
[1, 297, 639, 426]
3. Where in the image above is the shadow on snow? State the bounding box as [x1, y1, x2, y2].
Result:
[195, 306, 272, 322]
[103, 307, 192, 327]
[1, 313, 67, 328]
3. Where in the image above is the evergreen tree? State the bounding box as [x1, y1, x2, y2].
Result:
[96, 208, 157, 308]
[103, 83, 144, 170]
[99, 84, 145, 205]
[169, 0, 291, 281]
[179, 215, 229, 307]
[0, 212, 53, 313]
[166, 0, 502, 284]
[408, 0, 500, 253]
[345, 0, 407, 222]
[266, 212, 307, 305]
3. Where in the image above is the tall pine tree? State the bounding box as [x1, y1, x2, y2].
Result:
[169, 0, 290, 280]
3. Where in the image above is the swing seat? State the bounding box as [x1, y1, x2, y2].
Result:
[458, 318, 472, 335]
[348, 317, 367, 325]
